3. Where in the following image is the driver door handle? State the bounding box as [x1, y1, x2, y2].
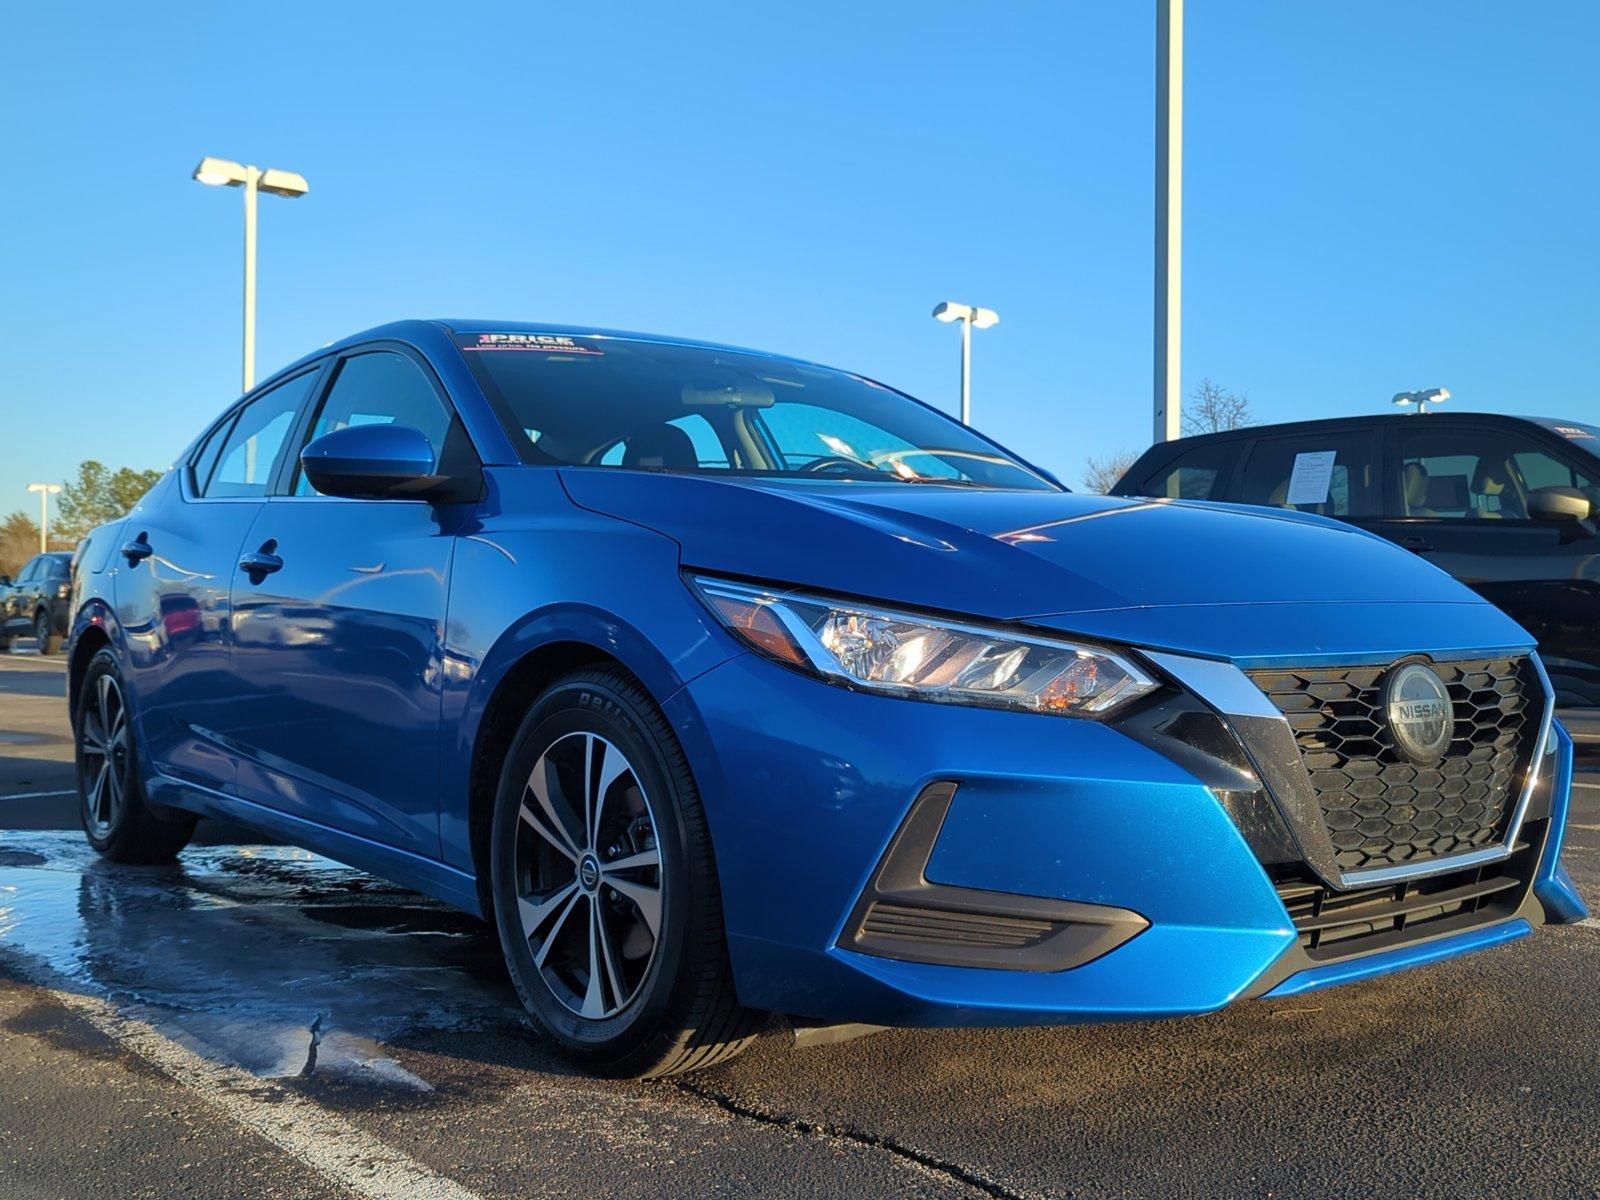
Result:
[1399, 535, 1434, 552]
[239, 540, 283, 583]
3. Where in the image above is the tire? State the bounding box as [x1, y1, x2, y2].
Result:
[76, 649, 197, 863]
[489, 666, 762, 1078]
[35, 611, 62, 655]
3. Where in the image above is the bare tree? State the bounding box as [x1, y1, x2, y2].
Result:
[1183, 378, 1254, 436]
[1080, 450, 1140, 495]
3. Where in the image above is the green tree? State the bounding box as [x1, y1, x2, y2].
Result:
[0, 511, 41, 581]
[55, 460, 165, 544]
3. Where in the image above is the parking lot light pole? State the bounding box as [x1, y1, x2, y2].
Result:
[26, 483, 60, 553]
[191, 157, 310, 393]
[1154, 0, 1184, 443]
[932, 302, 1000, 424]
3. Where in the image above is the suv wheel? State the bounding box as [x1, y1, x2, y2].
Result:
[35, 611, 61, 655]
[489, 666, 761, 1077]
[77, 649, 196, 862]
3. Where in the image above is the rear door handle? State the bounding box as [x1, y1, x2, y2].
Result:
[239, 540, 283, 583]
[120, 534, 152, 565]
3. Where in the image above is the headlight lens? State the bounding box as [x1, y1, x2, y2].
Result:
[689, 575, 1158, 717]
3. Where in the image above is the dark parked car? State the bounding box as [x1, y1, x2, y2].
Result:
[1, 550, 72, 653]
[1112, 413, 1600, 742]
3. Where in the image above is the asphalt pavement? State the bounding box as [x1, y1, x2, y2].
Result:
[2, 645, 1598, 1200]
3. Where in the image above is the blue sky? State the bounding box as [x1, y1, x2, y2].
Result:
[2, 1, 1596, 515]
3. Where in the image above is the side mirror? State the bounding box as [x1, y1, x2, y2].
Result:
[1528, 486, 1593, 523]
[300, 424, 444, 500]
[0, 575, 10, 588]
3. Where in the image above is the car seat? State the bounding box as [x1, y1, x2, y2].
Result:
[623, 423, 698, 471]
[1471, 459, 1524, 518]
[1402, 461, 1435, 516]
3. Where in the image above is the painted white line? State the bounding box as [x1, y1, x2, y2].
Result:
[0, 789, 75, 802]
[48, 988, 486, 1200]
[1576, 918, 1600, 931]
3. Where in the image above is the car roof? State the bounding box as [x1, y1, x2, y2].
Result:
[304, 319, 827, 371]
[1150, 410, 1591, 449]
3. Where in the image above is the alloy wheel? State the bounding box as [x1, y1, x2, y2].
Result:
[79, 673, 130, 835]
[514, 731, 663, 1020]
[34, 613, 49, 651]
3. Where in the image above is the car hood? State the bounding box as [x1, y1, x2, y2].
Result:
[558, 471, 1531, 665]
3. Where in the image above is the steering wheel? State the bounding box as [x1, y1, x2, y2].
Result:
[800, 456, 868, 476]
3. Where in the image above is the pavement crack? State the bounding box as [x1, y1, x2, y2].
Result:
[299, 1012, 325, 1078]
[673, 1078, 1053, 1200]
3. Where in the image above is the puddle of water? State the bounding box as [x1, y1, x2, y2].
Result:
[0, 830, 523, 1089]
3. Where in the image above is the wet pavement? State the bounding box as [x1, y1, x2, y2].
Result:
[2, 648, 1599, 1199]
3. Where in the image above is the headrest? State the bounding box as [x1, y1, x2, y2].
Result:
[623, 423, 697, 471]
[1472, 460, 1507, 496]
[1402, 461, 1430, 506]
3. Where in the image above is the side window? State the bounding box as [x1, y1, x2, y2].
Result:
[295, 351, 453, 495]
[600, 413, 730, 469]
[1237, 434, 1377, 518]
[189, 413, 235, 495]
[47, 557, 69, 580]
[1136, 443, 1237, 500]
[15, 558, 40, 584]
[203, 372, 320, 499]
[1398, 427, 1599, 520]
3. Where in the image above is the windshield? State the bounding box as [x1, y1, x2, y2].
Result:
[455, 332, 1056, 490]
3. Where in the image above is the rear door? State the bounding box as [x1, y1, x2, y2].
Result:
[114, 367, 324, 794]
[226, 345, 472, 856]
[1368, 420, 1600, 708]
[1230, 428, 1383, 525]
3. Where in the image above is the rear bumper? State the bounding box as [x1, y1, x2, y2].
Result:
[677, 652, 1581, 1028]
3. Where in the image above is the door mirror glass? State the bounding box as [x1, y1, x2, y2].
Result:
[1528, 485, 1593, 523]
[300, 423, 441, 499]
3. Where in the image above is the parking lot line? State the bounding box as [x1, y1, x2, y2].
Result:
[1, 789, 75, 801]
[43, 985, 486, 1200]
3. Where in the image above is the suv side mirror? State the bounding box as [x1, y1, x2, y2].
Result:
[301, 424, 446, 500]
[1528, 486, 1593, 523]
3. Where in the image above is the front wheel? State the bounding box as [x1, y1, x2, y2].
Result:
[489, 667, 761, 1077]
[77, 649, 196, 862]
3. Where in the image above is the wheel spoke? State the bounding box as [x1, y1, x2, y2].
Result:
[580, 898, 607, 1018]
[531, 889, 583, 969]
[97, 676, 114, 743]
[594, 902, 628, 1012]
[90, 761, 110, 824]
[517, 882, 578, 939]
[589, 738, 628, 850]
[601, 846, 660, 874]
[606, 876, 661, 939]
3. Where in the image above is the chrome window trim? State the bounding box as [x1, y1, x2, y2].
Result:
[1147, 648, 1556, 891]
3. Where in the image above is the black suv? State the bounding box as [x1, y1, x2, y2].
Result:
[1113, 413, 1600, 740]
[0, 551, 72, 654]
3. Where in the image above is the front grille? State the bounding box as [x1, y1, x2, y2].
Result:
[1249, 658, 1538, 871]
[1272, 831, 1538, 960]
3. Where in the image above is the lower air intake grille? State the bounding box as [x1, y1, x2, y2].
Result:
[859, 901, 1057, 951]
[1248, 657, 1539, 871]
[1272, 832, 1537, 961]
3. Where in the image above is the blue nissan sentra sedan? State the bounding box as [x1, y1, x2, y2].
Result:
[68, 320, 1586, 1076]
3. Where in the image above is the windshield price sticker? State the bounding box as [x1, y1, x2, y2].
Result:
[465, 333, 604, 355]
[1286, 450, 1339, 506]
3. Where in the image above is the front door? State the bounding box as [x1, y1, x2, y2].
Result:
[1369, 422, 1600, 709]
[226, 347, 469, 857]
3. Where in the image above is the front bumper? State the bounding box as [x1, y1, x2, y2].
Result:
[674, 648, 1585, 1027]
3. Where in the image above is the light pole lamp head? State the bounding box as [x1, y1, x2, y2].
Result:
[1393, 387, 1450, 414]
[932, 301, 973, 324]
[969, 306, 999, 329]
[193, 156, 249, 187]
[258, 168, 309, 198]
[26, 483, 60, 496]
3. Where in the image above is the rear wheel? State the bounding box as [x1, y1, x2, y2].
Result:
[35, 611, 61, 655]
[77, 650, 196, 862]
[489, 667, 761, 1077]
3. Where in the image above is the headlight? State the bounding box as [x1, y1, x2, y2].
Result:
[688, 575, 1159, 718]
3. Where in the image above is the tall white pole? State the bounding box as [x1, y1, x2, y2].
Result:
[960, 316, 972, 425]
[243, 166, 260, 392]
[37, 489, 47, 553]
[1154, 0, 1184, 443]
